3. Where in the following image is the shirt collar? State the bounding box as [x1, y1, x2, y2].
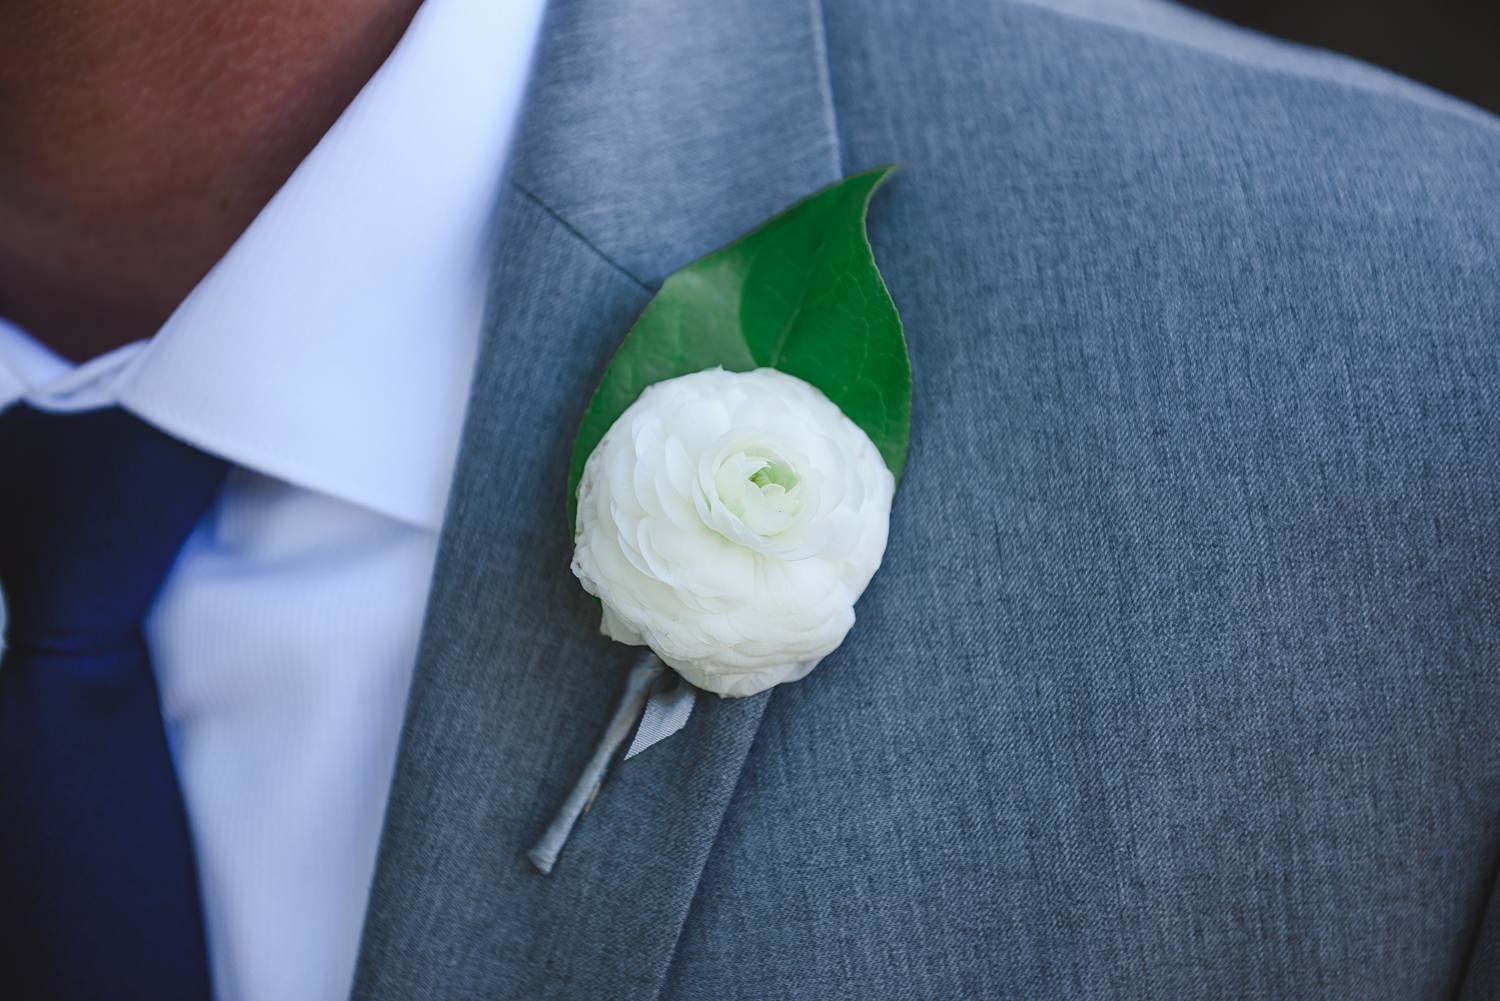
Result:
[1, 0, 546, 530]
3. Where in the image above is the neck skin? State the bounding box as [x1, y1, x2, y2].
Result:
[0, 0, 423, 363]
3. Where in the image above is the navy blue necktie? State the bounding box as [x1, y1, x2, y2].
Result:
[0, 404, 226, 1001]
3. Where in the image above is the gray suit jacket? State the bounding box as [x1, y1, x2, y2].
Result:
[351, 0, 1500, 997]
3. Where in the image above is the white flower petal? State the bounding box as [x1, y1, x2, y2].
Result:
[571, 367, 895, 697]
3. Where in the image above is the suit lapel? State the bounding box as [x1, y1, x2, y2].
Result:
[353, 0, 839, 997]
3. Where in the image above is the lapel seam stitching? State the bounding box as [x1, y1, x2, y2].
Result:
[646, 690, 776, 1001]
[509, 180, 657, 294]
[807, 0, 844, 177]
[636, 8, 841, 991]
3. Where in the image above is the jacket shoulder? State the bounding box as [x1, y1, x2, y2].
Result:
[822, 0, 1500, 161]
[1003, 0, 1495, 127]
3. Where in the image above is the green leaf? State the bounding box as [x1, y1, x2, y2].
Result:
[567, 165, 910, 532]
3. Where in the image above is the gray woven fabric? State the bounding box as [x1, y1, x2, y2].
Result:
[352, 0, 1500, 998]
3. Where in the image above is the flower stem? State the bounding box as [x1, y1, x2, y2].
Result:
[526, 652, 664, 875]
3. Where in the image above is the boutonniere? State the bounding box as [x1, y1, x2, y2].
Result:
[530, 167, 910, 873]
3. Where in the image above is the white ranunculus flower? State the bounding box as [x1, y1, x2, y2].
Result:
[571, 367, 895, 697]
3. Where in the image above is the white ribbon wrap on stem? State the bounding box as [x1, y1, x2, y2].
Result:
[626, 673, 697, 759]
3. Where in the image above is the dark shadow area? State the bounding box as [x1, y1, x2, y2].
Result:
[1180, 0, 1500, 114]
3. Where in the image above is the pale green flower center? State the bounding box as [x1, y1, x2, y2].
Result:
[715, 449, 802, 536]
[748, 459, 797, 491]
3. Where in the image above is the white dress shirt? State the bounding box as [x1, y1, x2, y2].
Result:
[0, 1, 546, 998]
